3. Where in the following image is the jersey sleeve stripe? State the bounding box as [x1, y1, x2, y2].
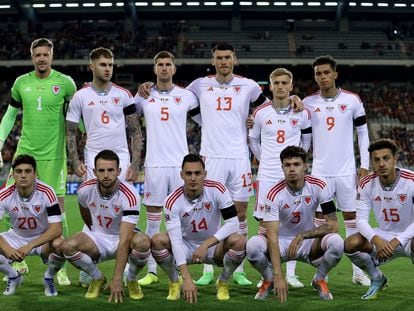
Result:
[266, 180, 286, 201]
[304, 175, 327, 188]
[78, 179, 97, 191]
[252, 101, 271, 117]
[203, 180, 226, 193]
[359, 173, 376, 188]
[36, 183, 57, 203]
[119, 183, 138, 207]
[400, 170, 414, 181]
[165, 187, 184, 211]
[0, 186, 15, 200]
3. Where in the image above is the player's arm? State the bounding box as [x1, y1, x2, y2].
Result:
[0, 208, 24, 261]
[248, 115, 262, 161]
[189, 106, 202, 127]
[354, 114, 370, 179]
[125, 107, 142, 182]
[66, 120, 86, 177]
[0, 102, 20, 168]
[136, 81, 153, 99]
[262, 220, 288, 303]
[79, 202, 93, 230]
[18, 203, 62, 257]
[108, 220, 135, 303]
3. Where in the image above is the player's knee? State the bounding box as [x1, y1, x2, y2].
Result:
[50, 236, 65, 253]
[226, 233, 246, 251]
[151, 232, 170, 250]
[344, 233, 364, 253]
[60, 237, 79, 255]
[131, 232, 151, 252]
[323, 233, 344, 256]
[246, 235, 266, 261]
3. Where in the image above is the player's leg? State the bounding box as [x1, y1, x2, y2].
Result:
[337, 175, 370, 286]
[37, 159, 71, 286]
[41, 236, 66, 296]
[0, 232, 23, 295]
[344, 231, 388, 299]
[61, 231, 106, 298]
[151, 232, 180, 300]
[126, 232, 151, 300]
[214, 233, 246, 300]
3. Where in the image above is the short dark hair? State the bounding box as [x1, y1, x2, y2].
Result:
[182, 154, 205, 170]
[12, 154, 36, 171]
[153, 51, 175, 65]
[89, 47, 113, 62]
[368, 138, 398, 156]
[312, 55, 337, 71]
[211, 42, 235, 56]
[30, 38, 53, 55]
[94, 150, 120, 168]
[280, 146, 307, 163]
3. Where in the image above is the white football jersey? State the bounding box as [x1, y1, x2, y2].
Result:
[303, 89, 367, 176]
[250, 102, 311, 181]
[164, 180, 234, 244]
[66, 82, 134, 158]
[0, 180, 61, 238]
[135, 85, 199, 167]
[358, 169, 414, 236]
[187, 75, 262, 158]
[77, 179, 140, 235]
[263, 175, 333, 238]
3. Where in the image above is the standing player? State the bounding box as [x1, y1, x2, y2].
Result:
[303, 55, 371, 286]
[134, 51, 200, 286]
[246, 146, 344, 301]
[66, 47, 141, 182]
[0, 155, 65, 296]
[61, 150, 150, 302]
[0, 38, 76, 285]
[249, 68, 311, 288]
[151, 154, 246, 302]
[345, 139, 414, 299]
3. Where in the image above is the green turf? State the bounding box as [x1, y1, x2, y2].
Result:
[1, 195, 414, 310]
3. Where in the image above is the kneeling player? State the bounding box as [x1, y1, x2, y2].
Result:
[151, 154, 246, 303]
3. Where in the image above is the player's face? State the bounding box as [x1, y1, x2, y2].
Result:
[314, 64, 337, 93]
[31, 46, 53, 74]
[371, 148, 397, 182]
[94, 159, 120, 191]
[154, 57, 176, 83]
[212, 50, 237, 78]
[269, 74, 293, 100]
[91, 56, 113, 83]
[282, 157, 307, 184]
[13, 164, 36, 190]
[181, 161, 206, 196]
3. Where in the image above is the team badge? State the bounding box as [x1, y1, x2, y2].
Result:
[233, 86, 241, 94]
[52, 85, 61, 95]
[290, 118, 299, 128]
[33, 205, 42, 214]
[113, 205, 121, 216]
[174, 96, 182, 105]
[303, 196, 312, 206]
[112, 97, 120, 105]
[338, 103, 348, 113]
[203, 202, 213, 213]
[398, 194, 407, 205]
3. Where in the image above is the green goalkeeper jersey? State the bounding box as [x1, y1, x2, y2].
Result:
[11, 69, 76, 160]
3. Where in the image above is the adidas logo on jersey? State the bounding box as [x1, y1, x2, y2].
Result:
[207, 86, 214, 92]
[374, 196, 381, 201]
[314, 107, 321, 112]
[282, 203, 290, 209]
[182, 212, 190, 218]
[88, 101, 95, 106]
[266, 120, 272, 125]
[149, 98, 156, 103]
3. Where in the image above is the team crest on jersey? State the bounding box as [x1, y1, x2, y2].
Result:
[113, 205, 121, 216]
[33, 205, 42, 214]
[290, 118, 299, 128]
[203, 202, 213, 213]
[338, 104, 348, 113]
[112, 97, 120, 105]
[173, 96, 182, 105]
[397, 194, 407, 205]
[144, 192, 151, 199]
[303, 196, 312, 206]
[52, 85, 61, 95]
[233, 86, 241, 94]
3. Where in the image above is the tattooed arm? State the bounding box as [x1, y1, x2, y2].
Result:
[66, 120, 86, 177]
[125, 113, 142, 182]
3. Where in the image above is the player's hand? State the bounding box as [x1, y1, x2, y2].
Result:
[246, 115, 254, 129]
[357, 167, 369, 180]
[137, 82, 153, 99]
[182, 278, 197, 303]
[290, 95, 304, 112]
[125, 165, 139, 182]
[5, 247, 24, 262]
[17, 244, 32, 258]
[274, 274, 288, 303]
[287, 233, 303, 260]
[372, 236, 393, 262]
[108, 279, 124, 303]
[192, 245, 208, 264]
[0, 139, 4, 168]
[75, 162, 87, 177]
